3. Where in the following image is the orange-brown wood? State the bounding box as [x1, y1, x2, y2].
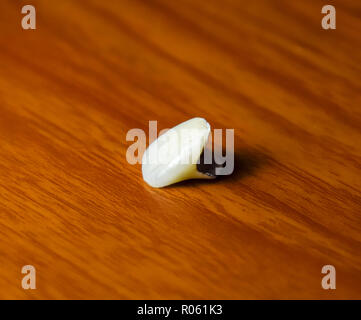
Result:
[0, 0, 360, 299]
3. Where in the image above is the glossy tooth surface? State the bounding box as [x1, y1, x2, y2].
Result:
[142, 117, 213, 188]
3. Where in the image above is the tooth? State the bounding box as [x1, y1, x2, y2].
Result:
[142, 117, 215, 188]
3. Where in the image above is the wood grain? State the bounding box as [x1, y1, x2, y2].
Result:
[0, 0, 360, 299]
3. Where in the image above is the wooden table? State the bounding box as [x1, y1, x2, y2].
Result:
[0, 0, 360, 299]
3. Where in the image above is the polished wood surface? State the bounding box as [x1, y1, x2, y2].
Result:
[0, 0, 360, 299]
